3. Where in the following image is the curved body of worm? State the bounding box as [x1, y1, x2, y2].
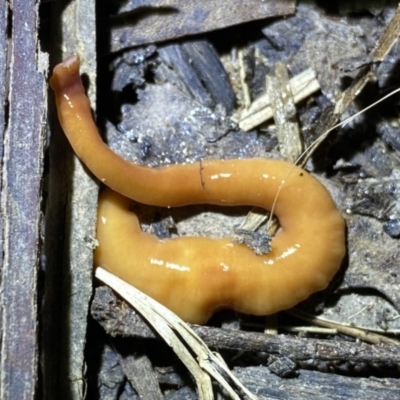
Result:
[51, 55, 346, 324]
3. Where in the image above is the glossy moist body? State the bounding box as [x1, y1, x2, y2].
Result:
[51, 55, 346, 323]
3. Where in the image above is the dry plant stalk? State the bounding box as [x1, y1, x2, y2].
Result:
[289, 309, 400, 347]
[234, 68, 320, 131]
[267, 62, 302, 163]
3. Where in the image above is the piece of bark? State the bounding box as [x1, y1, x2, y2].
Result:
[42, 0, 97, 399]
[158, 40, 236, 113]
[234, 366, 400, 400]
[98, 345, 126, 400]
[120, 355, 163, 400]
[182, 41, 236, 113]
[91, 287, 400, 367]
[0, 0, 47, 399]
[110, 0, 296, 52]
[158, 44, 214, 110]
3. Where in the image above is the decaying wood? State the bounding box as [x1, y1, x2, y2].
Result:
[267, 62, 302, 163]
[110, 0, 296, 52]
[166, 367, 400, 399]
[0, 1, 47, 399]
[120, 355, 163, 400]
[304, 2, 400, 163]
[42, 0, 97, 399]
[158, 40, 236, 113]
[234, 366, 400, 400]
[91, 286, 400, 368]
[0, 0, 7, 278]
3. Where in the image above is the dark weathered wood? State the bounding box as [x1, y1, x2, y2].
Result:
[111, 0, 296, 51]
[158, 44, 214, 109]
[0, 0, 8, 292]
[181, 40, 236, 113]
[120, 355, 163, 400]
[92, 287, 400, 367]
[234, 366, 400, 400]
[158, 40, 235, 113]
[0, 0, 47, 399]
[42, 0, 97, 399]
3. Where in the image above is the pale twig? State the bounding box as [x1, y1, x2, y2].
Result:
[233, 68, 320, 131]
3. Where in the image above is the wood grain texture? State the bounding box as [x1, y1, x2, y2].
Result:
[0, 0, 7, 284]
[0, 1, 47, 399]
[120, 355, 163, 400]
[42, 0, 97, 399]
[234, 366, 400, 400]
[92, 287, 400, 367]
[111, 0, 296, 51]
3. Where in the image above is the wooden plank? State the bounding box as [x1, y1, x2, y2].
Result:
[111, 0, 296, 51]
[234, 366, 400, 400]
[0, 0, 8, 282]
[0, 0, 47, 398]
[42, 0, 97, 398]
